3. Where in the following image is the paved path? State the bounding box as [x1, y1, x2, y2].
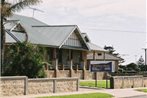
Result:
[1, 87, 147, 98]
[79, 87, 147, 98]
[128, 95, 147, 98]
[99, 88, 147, 98]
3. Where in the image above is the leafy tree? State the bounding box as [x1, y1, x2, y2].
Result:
[104, 45, 124, 64]
[126, 63, 140, 72]
[3, 42, 46, 78]
[118, 66, 125, 73]
[1, 0, 41, 66]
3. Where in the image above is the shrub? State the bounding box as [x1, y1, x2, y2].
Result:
[3, 42, 46, 78]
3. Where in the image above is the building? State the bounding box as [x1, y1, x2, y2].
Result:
[5, 14, 122, 80]
[82, 33, 122, 72]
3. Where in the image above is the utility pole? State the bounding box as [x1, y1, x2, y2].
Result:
[134, 55, 137, 64]
[143, 48, 147, 65]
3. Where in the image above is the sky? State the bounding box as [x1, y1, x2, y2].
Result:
[14, 0, 146, 64]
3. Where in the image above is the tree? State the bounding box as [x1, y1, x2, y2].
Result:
[104, 45, 124, 64]
[137, 56, 144, 66]
[3, 42, 46, 78]
[1, 0, 41, 67]
[137, 56, 147, 72]
[104, 45, 115, 54]
[126, 63, 140, 72]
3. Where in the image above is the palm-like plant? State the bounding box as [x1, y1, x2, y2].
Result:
[1, 0, 41, 66]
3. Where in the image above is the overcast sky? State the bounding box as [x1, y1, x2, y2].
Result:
[15, 0, 146, 64]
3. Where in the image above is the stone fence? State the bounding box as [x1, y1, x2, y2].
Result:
[46, 70, 106, 80]
[0, 76, 79, 96]
[110, 76, 147, 89]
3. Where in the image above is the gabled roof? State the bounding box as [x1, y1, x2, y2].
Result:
[4, 20, 20, 30]
[81, 33, 91, 42]
[104, 53, 122, 60]
[6, 14, 89, 50]
[30, 25, 89, 49]
[29, 25, 77, 47]
[6, 31, 26, 43]
[4, 20, 26, 43]
[87, 42, 107, 52]
[81, 33, 107, 52]
[7, 14, 46, 27]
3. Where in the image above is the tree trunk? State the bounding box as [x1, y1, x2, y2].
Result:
[1, 0, 5, 74]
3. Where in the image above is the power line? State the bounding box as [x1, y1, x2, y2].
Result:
[88, 28, 146, 33]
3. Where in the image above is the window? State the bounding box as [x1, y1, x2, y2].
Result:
[97, 53, 102, 56]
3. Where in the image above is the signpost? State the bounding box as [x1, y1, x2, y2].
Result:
[90, 62, 112, 88]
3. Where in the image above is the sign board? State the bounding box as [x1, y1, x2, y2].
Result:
[90, 62, 112, 72]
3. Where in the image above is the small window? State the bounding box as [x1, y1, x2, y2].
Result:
[97, 53, 102, 56]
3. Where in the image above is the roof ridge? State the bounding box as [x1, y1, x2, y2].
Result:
[12, 14, 47, 25]
[32, 25, 77, 27]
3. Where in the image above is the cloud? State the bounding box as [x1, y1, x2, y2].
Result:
[38, 0, 145, 18]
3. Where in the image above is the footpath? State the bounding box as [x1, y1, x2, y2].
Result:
[1, 87, 147, 98]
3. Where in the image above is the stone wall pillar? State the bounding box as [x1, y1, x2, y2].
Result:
[69, 50, 73, 77]
[52, 48, 59, 77]
[83, 61, 87, 80]
[55, 59, 59, 77]
[82, 51, 87, 80]
[70, 59, 73, 77]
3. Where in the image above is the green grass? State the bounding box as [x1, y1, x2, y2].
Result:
[136, 89, 147, 93]
[80, 80, 110, 88]
[38, 93, 113, 98]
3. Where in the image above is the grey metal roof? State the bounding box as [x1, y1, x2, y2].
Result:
[4, 20, 19, 30]
[81, 33, 91, 42]
[4, 19, 26, 43]
[87, 42, 107, 52]
[6, 14, 89, 49]
[7, 14, 47, 43]
[28, 25, 77, 47]
[6, 31, 26, 43]
[104, 53, 122, 60]
[8, 14, 46, 27]
[81, 33, 107, 52]
[6, 32, 17, 43]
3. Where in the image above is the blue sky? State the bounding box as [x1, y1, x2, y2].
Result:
[15, 0, 146, 64]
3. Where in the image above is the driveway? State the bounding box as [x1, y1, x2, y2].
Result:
[1, 87, 147, 98]
[127, 95, 147, 98]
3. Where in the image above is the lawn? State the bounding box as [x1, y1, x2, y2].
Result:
[80, 80, 110, 88]
[38, 93, 113, 98]
[136, 89, 147, 93]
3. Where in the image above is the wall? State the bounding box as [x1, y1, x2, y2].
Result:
[84, 71, 106, 80]
[46, 70, 106, 80]
[0, 76, 27, 96]
[0, 76, 79, 96]
[144, 77, 147, 87]
[72, 70, 83, 79]
[57, 70, 70, 78]
[45, 70, 55, 78]
[110, 76, 147, 89]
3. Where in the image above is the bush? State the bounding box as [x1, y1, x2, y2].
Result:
[3, 42, 46, 78]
